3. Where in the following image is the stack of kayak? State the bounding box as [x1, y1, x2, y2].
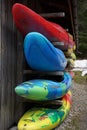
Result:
[64, 34, 76, 78]
[12, 3, 76, 130]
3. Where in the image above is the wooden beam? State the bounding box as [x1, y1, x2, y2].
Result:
[23, 69, 64, 76]
[68, 0, 75, 40]
[40, 12, 65, 18]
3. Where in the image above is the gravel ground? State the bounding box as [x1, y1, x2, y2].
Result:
[55, 80, 87, 130]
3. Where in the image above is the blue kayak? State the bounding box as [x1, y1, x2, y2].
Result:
[15, 72, 72, 101]
[24, 32, 67, 71]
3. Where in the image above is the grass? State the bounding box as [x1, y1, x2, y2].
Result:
[73, 71, 87, 85]
[73, 41, 87, 84]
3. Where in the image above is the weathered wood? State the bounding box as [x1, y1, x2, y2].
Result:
[0, 0, 1, 127]
[0, 0, 17, 129]
[0, 0, 23, 129]
[14, 30, 24, 123]
[40, 12, 65, 18]
[0, 1, 8, 129]
[23, 69, 64, 76]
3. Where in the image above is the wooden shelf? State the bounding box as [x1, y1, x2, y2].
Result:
[40, 12, 65, 18]
[23, 69, 64, 76]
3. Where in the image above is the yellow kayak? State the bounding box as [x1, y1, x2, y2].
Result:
[17, 91, 72, 130]
[65, 51, 76, 61]
[67, 58, 75, 68]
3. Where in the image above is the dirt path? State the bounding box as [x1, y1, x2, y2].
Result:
[55, 80, 87, 130]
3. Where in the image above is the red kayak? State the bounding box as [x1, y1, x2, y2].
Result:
[12, 3, 75, 50]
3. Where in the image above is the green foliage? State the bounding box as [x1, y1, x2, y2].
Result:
[74, 1, 87, 84]
[78, 0, 87, 36]
[78, 0, 87, 48]
[76, 41, 87, 58]
[74, 71, 87, 85]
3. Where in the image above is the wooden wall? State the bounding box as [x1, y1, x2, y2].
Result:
[0, 0, 16, 129]
[0, 0, 48, 129]
[0, 0, 32, 129]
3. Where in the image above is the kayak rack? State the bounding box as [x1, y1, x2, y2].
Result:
[52, 41, 64, 46]
[23, 67, 65, 82]
[52, 41, 68, 51]
[40, 12, 65, 18]
[23, 69, 64, 76]
[30, 100, 63, 109]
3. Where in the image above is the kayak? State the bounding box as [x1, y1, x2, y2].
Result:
[17, 91, 72, 130]
[12, 3, 75, 50]
[15, 72, 72, 101]
[24, 32, 67, 71]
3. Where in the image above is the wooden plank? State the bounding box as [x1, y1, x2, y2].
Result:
[68, 0, 75, 40]
[7, 0, 16, 127]
[40, 12, 65, 18]
[14, 31, 25, 122]
[23, 70, 64, 76]
[1, 1, 14, 130]
[0, 0, 2, 127]
[0, 0, 20, 129]
[0, 0, 8, 129]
